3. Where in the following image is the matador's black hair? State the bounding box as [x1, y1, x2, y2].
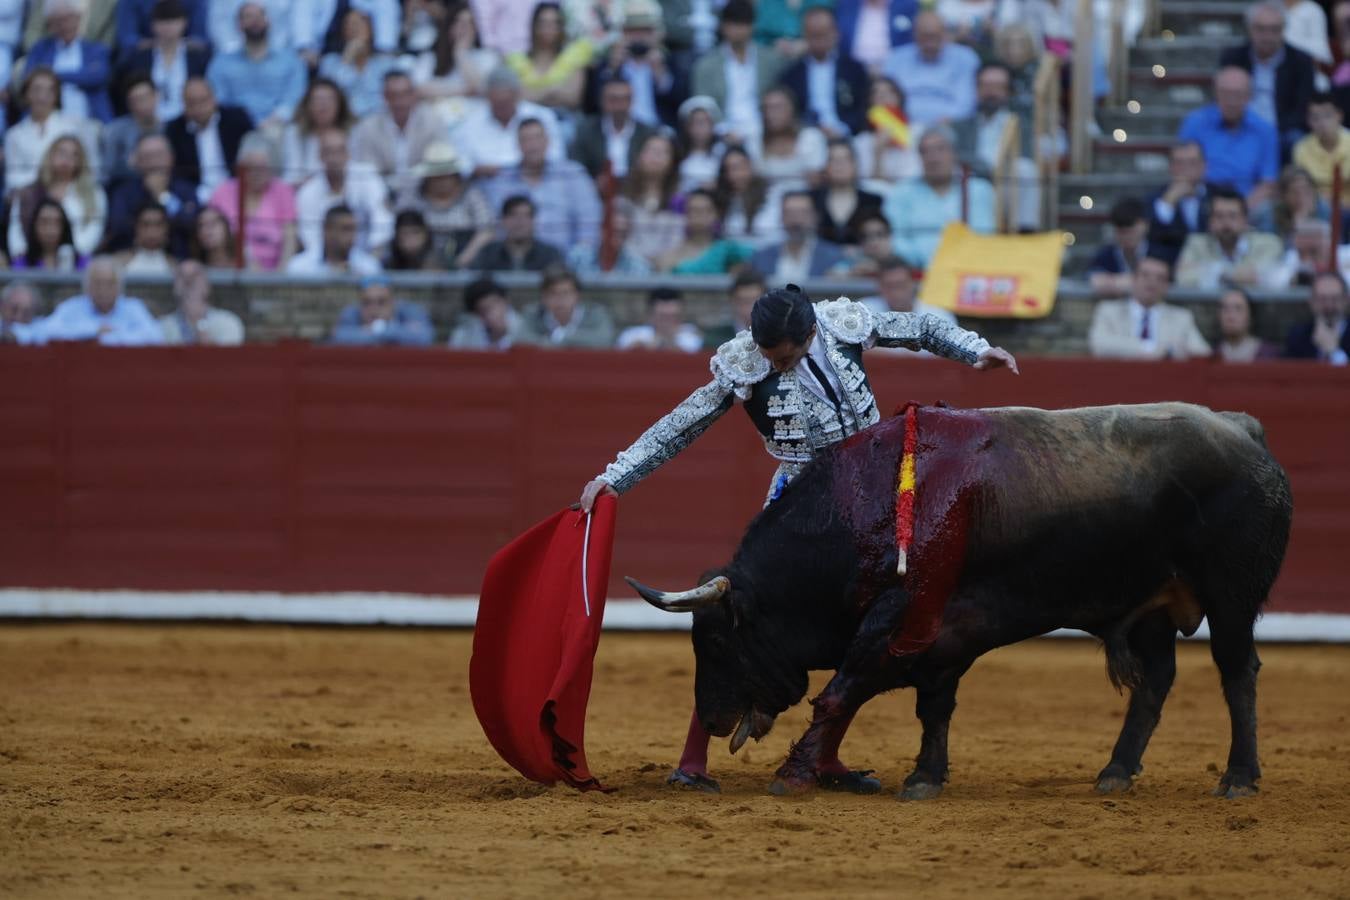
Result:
[751, 284, 816, 348]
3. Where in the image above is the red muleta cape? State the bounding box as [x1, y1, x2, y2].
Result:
[470, 495, 617, 791]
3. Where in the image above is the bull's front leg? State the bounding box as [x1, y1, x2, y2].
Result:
[900, 665, 968, 800]
[768, 674, 879, 795]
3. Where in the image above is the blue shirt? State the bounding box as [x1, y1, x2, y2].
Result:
[1178, 105, 1279, 196]
[35, 295, 164, 346]
[806, 54, 844, 135]
[483, 160, 603, 249]
[883, 176, 995, 268]
[881, 42, 979, 126]
[332, 300, 433, 346]
[206, 46, 308, 124]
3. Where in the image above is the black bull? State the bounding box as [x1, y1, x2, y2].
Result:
[628, 403, 1293, 799]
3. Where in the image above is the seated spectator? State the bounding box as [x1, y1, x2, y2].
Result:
[565, 200, 653, 276]
[206, 2, 307, 128]
[1285, 0, 1332, 65]
[1146, 141, 1218, 266]
[882, 11, 978, 127]
[116, 0, 210, 68]
[779, 6, 870, 138]
[1274, 218, 1333, 286]
[570, 75, 656, 179]
[691, 0, 784, 142]
[659, 188, 753, 273]
[1179, 68, 1279, 207]
[520, 265, 615, 348]
[860, 256, 958, 342]
[883, 126, 994, 269]
[332, 274, 434, 346]
[8, 135, 106, 259]
[105, 133, 198, 255]
[1292, 93, 1350, 205]
[189, 204, 237, 268]
[749, 190, 849, 280]
[616, 286, 704, 352]
[120, 0, 210, 123]
[11, 198, 86, 272]
[1176, 188, 1285, 290]
[350, 71, 446, 207]
[621, 132, 687, 266]
[295, 128, 393, 256]
[24, 0, 114, 123]
[1089, 199, 1150, 299]
[484, 117, 601, 252]
[1252, 164, 1331, 238]
[449, 276, 524, 350]
[1088, 255, 1211, 360]
[470, 194, 564, 271]
[852, 76, 923, 184]
[165, 77, 252, 203]
[100, 74, 163, 189]
[292, 0, 400, 67]
[1213, 287, 1279, 363]
[746, 87, 829, 190]
[702, 270, 764, 347]
[990, 23, 1038, 118]
[208, 131, 298, 271]
[114, 202, 176, 274]
[590, 0, 687, 131]
[412, 2, 499, 109]
[714, 146, 780, 244]
[674, 95, 725, 193]
[5, 67, 95, 193]
[937, 0, 998, 46]
[384, 209, 439, 271]
[34, 256, 164, 345]
[159, 258, 244, 345]
[318, 9, 398, 119]
[506, 2, 592, 114]
[1284, 269, 1350, 362]
[836, 0, 920, 74]
[0, 282, 42, 345]
[454, 67, 565, 178]
[408, 142, 494, 268]
[287, 205, 383, 276]
[951, 62, 1040, 231]
[1219, 2, 1315, 157]
[206, 0, 290, 56]
[812, 139, 883, 246]
[848, 209, 894, 275]
[280, 78, 356, 188]
[755, 0, 807, 56]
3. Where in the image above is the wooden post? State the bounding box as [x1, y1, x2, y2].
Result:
[1070, 0, 1095, 175]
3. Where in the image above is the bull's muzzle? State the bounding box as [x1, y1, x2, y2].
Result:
[625, 575, 730, 612]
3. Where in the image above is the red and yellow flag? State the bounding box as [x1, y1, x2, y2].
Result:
[868, 104, 911, 148]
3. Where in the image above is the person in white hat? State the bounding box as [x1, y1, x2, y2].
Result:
[407, 141, 494, 268]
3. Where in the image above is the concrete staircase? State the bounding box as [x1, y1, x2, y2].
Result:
[1057, 0, 1249, 274]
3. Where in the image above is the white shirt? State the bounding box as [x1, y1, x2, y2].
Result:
[602, 117, 635, 178]
[723, 45, 761, 139]
[852, 2, 894, 70]
[3, 111, 85, 191]
[1129, 298, 1159, 351]
[1285, 0, 1332, 65]
[805, 54, 843, 134]
[452, 101, 564, 170]
[795, 331, 845, 403]
[294, 161, 394, 253]
[285, 246, 383, 276]
[52, 39, 90, 121]
[615, 323, 703, 353]
[191, 113, 227, 203]
[152, 44, 189, 121]
[773, 239, 816, 284]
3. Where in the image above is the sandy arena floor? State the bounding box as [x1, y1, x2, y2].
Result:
[0, 624, 1347, 899]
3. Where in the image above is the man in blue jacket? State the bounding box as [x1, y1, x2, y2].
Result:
[23, 0, 113, 123]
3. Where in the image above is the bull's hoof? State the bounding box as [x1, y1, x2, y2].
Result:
[1094, 762, 1135, 795]
[767, 775, 816, 796]
[667, 768, 720, 794]
[1213, 769, 1259, 800]
[898, 781, 944, 802]
[818, 769, 883, 795]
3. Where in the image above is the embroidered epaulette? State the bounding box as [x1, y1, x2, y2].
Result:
[816, 297, 874, 345]
[711, 330, 770, 389]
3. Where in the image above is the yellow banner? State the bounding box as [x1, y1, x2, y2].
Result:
[922, 224, 1065, 319]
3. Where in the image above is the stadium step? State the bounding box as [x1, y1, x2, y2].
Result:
[1129, 35, 1243, 71]
[1126, 66, 1212, 107]
[1156, 0, 1250, 37]
[1058, 206, 1110, 244]
[1057, 173, 1160, 216]
[1099, 105, 1189, 137]
[1090, 134, 1176, 175]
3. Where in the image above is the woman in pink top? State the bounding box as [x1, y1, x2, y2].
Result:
[208, 132, 298, 271]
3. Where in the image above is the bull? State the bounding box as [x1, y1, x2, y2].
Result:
[628, 403, 1292, 799]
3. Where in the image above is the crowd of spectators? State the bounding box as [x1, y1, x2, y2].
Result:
[0, 0, 1345, 364]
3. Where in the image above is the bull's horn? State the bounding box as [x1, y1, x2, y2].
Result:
[625, 575, 730, 612]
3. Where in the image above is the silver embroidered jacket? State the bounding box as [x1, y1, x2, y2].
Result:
[595, 298, 992, 495]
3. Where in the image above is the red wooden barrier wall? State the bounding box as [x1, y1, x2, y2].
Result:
[1, 345, 1345, 614]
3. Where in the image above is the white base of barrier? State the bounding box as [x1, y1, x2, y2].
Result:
[1, 588, 1348, 642]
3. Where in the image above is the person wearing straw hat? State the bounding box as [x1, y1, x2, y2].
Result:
[408, 141, 495, 268]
